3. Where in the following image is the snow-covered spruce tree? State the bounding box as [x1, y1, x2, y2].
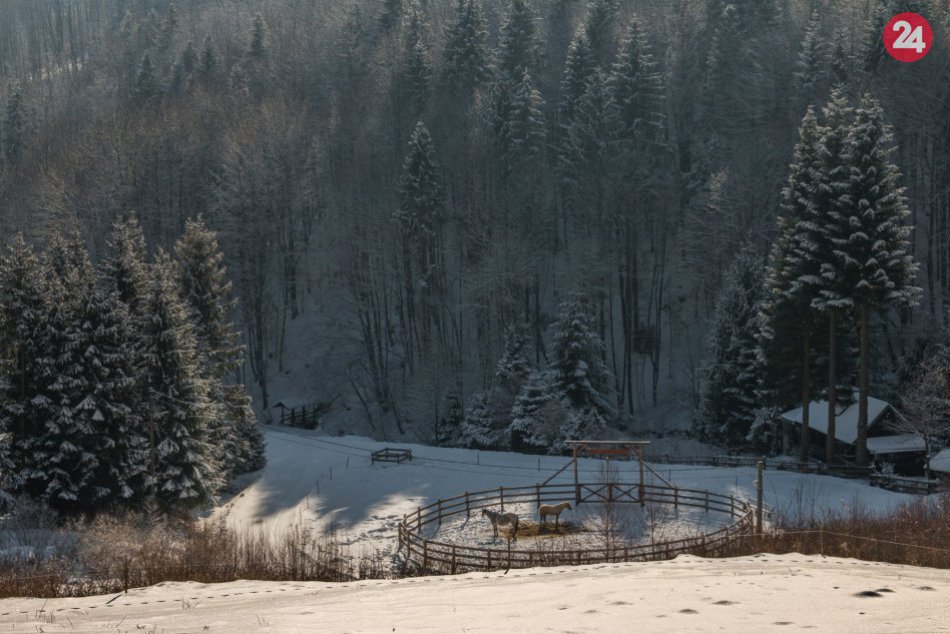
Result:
[34, 235, 148, 512]
[104, 214, 151, 314]
[696, 244, 763, 446]
[759, 107, 827, 460]
[558, 69, 612, 228]
[133, 52, 162, 105]
[794, 10, 827, 103]
[496, 324, 531, 394]
[496, 69, 546, 178]
[175, 217, 265, 476]
[0, 236, 46, 503]
[3, 80, 29, 166]
[497, 0, 542, 80]
[401, 4, 432, 118]
[379, 0, 403, 32]
[441, 0, 490, 95]
[142, 250, 223, 512]
[583, 0, 619, 68]
[558, 32, 594, 131]
[394, 120, 445, 361]
[551, 296, 613, 419]
[508, 370, 566, 453]
[809, 89, 856, 464]
[607, 18, 665, 146]
[453, 391, 503, 449]
[839, 95, 920, 465]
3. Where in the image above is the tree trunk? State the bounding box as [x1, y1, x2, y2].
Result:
[856, 302, 870, 466]
[826, 312, 836, 465]
[800, 331, 811, 463]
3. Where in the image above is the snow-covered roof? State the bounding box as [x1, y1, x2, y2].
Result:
[866, 434, 926, 455]
[779, 397, 893, 445]
[930, 449, 950, 474]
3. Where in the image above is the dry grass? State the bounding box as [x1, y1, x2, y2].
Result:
[721, 492, 950, 568]
[0, 515, 387, 598]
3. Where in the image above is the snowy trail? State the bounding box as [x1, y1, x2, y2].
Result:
[2, 554, 949, 632]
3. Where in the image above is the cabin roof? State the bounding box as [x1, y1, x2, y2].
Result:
[779, 397, 894, 445]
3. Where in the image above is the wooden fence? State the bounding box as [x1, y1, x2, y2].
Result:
[397, 482, 756, 574]
[645, 454, 872, 479]
[870, 473, 941, 495]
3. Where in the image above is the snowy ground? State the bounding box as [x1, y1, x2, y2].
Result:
[211, 427, 912, 560]
[2, 553, 949, 632]
[0, 428, 942, 632]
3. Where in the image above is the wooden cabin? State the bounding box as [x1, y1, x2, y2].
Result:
[779, 397, 926, 475]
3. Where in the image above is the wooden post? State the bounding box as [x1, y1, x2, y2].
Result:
[465, 492, 470, 517]
[438, 499, 443, 526]
[451, 546, 457, 574]
[499, 486, 504, 511]
[573, 445, 580, 504]
[535, 483, 540, 507]
[423, 541, 429, 569]
[417, 506, 422, 529]
[637, 446, 645, 506]
[756, 460, 764, 535]
[674, 487, 678, 509]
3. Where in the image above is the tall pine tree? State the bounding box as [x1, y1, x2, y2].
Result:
[441, 0, 490, 95]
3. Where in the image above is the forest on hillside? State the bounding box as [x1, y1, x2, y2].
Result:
[0, 0, 948, 454]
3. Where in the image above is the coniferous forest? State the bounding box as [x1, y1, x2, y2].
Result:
[0, 0, 949, 513]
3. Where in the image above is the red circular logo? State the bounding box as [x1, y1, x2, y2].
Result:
[883, 12, 933, 62]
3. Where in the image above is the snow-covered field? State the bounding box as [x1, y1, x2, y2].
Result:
[212, 427, 910, 559]
[3, 553, 949, 632]
[1, 427, 938, 632]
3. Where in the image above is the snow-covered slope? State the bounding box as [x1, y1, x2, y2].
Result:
[3, 554, 949, 632]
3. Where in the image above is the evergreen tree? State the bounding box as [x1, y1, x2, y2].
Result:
[395, 121, 444, 249]
[829, 28, 852, 85]
[607, 19, 665, 145]
[696, 245, 763, 445]
[104, 214, 151, 314]
[442, 0, 490, 94]
[249, 13, 267, 60]
[551, 296, 612, 416]
[142, 250, 222, 511]
[809, 89, 855, 463]
[175, 217, 265, 476]
[496, 325, 531, 393]
[402, 4, 432, 118]
[498, 0, 542, 80]
[496, 69, 546, 177]
[508, 370, 563, 453]
[0, 237, 46, 501]
[759, 107, 827, 460]
[839, 94, 920, 464]
[200, 36, 219, 79]
[182, 41, 198, 75]
[134, 52, 162, 105]
[794, 10, 827, 103]
[583, 0, 618, 67]
[453, 391, 502, 449]
[3, 80, 29, 166]
[558, 32, 595, 129]
[559, 69, 612, 225]
[380, 0, 403, 32]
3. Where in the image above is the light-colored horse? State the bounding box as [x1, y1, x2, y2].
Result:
[538, 501, 572, 529]
[481, 508, 519, 540]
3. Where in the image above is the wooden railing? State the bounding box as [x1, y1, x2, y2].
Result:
[397, 482, 756, 574]
[870, 473, 940, 495]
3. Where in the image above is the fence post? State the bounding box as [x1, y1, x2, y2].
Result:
[756, 460, 764, 535]
[417, 506, 422, 530]
[451, 546, 457, 575]
[535, 484, 540, 507]
[465, 492, 470, 517]
[674, 487, 678, 509]
[500, 486, 504, 511]
[704, 490, 709, 512]
[486, 550, 491, 569]
[423, 541, 429, 570]
[438, 499, 443, 526]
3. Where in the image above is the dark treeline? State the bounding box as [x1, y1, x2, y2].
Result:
[0, 0, 948, 448]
